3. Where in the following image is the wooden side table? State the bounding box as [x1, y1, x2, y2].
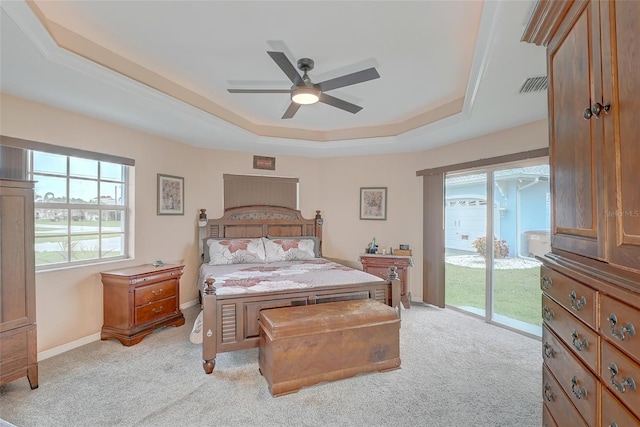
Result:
[101, 264, 185, 346]
[359, 254, 413, 308]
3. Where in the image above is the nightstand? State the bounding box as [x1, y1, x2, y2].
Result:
[100, 264, 185, 346]
[359, 254, 413, 308]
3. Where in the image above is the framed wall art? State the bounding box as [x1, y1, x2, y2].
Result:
[253, 155, 276, 170]
[360, 187, 387, 220]
[157, 174, 184, 215]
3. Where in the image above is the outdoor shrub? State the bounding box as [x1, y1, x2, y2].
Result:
[471, 236, 510, 259]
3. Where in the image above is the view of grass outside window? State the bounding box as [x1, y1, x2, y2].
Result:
[445, 164, 549, 336]
[30, 151, 128, 268]
[445, 262, 542, 327]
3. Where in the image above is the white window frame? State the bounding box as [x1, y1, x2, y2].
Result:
[28, 151, 131, 270]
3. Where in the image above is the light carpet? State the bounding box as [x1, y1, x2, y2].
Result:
[0, 303, 542, 427]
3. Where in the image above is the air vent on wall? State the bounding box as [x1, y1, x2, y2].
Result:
[519, 76, 548, 94]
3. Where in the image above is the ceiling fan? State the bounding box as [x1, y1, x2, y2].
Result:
[227, 51, 380, 119]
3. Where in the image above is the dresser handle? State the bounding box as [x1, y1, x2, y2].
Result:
[152, 306, 163, 314]
[608, 314, 636, 341]
[152, 289, 163, 296]
[543, 342, 555, 358]
[571, 330, 588, 352]
[608, 363, 636, 393]
[569, 291, 586, 311]
[541, 275, 552, 289]
[543, 383, 555, 402]
[571, 376, 587, 399]
[542, 305, 554, 321]
[609, 423, 618, 427]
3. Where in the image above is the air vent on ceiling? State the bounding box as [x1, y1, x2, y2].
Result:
[519, 76, 548, 94]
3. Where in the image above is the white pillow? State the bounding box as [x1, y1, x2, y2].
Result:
[267, 235, 320, 257]
[263, 237, 316, 262]
[208, 238, 266, 265]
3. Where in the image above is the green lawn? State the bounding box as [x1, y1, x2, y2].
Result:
[445, 263, 542, 326]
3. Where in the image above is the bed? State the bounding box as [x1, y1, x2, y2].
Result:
[196, 205, 401, 374]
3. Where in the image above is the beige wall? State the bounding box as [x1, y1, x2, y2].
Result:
[319, 120, 549, 301]
[0, 93, 548, 356]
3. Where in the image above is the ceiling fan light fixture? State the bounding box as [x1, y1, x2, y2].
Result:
[291, 86, 320, 105]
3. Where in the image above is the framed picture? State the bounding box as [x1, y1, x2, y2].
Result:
[253, 155, 276, 170]
[157, 174, 184, 215]
[360, 187, 387, 220]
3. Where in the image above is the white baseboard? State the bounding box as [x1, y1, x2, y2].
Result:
[180, 298, 199, 309]
[38, 298, 200, 361]
[38, 332, 101, 361]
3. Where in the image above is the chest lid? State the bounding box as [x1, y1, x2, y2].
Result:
[259, 299, 398, 339]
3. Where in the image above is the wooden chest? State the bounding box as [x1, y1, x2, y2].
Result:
[258, 298, 400, 397]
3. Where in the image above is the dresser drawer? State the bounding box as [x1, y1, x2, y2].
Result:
[541, 265, 597, 329]
[600, 294, 640, 364]
[542, 325, 599, 426]
[0, 325, 37, 380]
[134, 280, 177, 306]
[542, 404, 557, 427]
[601, 385, 640, 427]
[135, 297, 177, 325]
[601, 340, 640, 420]
[542, 294, 599, 372]
[542, 364, 588, 427]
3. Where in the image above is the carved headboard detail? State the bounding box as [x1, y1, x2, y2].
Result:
[198, 205, 323, 259]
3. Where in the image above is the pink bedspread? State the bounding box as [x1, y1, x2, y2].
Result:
[198, 258, 385, 296]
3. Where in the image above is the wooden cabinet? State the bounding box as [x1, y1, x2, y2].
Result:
[359, 254, 412, 308]
[600, 0, 640, 271]
[0, 179, 38, 389]
[525, 0, 640, 267]
[524, 1, 640, 424]
[547, 0, 604, 260]
[101, 264, 185, 346]
[540, 262, 640, 426]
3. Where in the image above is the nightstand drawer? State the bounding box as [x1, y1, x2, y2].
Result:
[135, 297, 177, 325]
[135, 281, 177, 306]
[540, 265, 597, 329]
[365, 266, 396, 281]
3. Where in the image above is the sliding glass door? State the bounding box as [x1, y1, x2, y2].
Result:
[444, 162, 549, 336]
[444, 172, 487, 317]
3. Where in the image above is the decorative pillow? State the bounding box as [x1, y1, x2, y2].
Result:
[263, 237, 316, 262]
[208, 238, 266, 265]
[267, 235, 321, 257]
[202, 238, 222, 264]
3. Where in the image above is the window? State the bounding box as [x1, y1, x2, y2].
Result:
[29, 151, 129, 269]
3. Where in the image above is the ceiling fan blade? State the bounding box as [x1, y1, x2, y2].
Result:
[319, 93, 363, 114]
[317, 67, 380, 92]
[267, 51, 303, 86]
[281, 102, 301, 119]
[227, 89, 290, 93]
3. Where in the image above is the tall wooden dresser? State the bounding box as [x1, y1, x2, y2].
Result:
[0, 179, 38, 389]
[523, 1, 639, 425]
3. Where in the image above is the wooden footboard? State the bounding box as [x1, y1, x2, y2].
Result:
[201, 276, 401, 374]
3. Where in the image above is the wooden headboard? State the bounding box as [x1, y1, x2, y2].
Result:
[198, 205, 323, 257]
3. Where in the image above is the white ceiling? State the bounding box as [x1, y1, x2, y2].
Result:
[0, 0, 547, 158]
